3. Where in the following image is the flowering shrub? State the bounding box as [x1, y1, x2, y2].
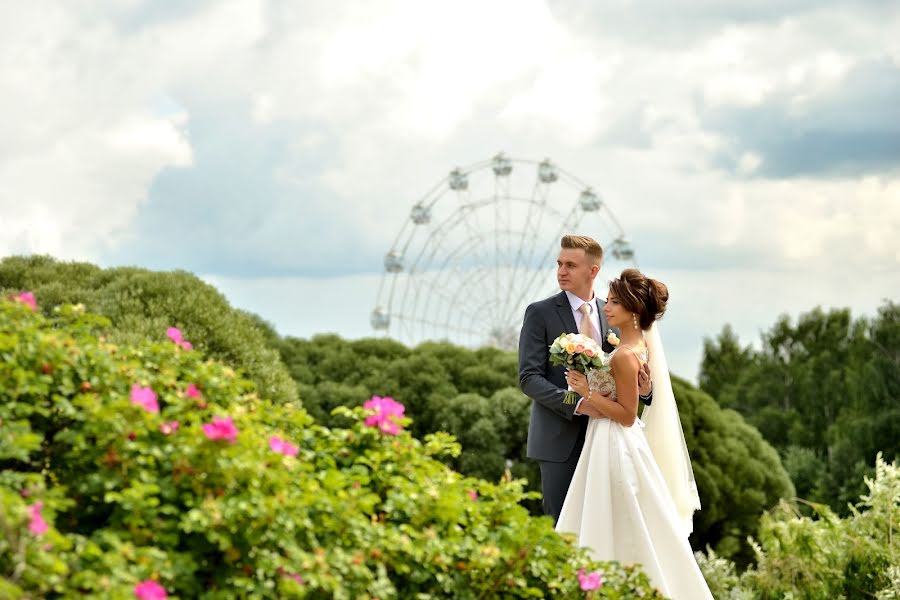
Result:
[0, 299, 663, 598]
[0, 255, 297, 405]
[363, 395, 406, 434]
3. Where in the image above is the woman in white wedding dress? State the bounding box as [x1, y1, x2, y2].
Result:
[558, 269, 712, 599]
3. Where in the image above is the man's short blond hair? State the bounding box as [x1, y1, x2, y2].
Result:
[560, 235, 603, 265]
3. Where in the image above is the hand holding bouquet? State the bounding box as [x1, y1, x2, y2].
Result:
[549, 333, 610, 404]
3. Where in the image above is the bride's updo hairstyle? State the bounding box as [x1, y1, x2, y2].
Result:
[608, 268, 669, 330]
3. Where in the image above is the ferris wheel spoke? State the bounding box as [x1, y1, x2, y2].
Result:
[404, 270, 489, 334]
[422, 229, 534, 328]
[424, 243, 502, 328]
[388, 312, 485, 338]
[437, 264, 507, 335]
[503, 179, 550, 326]
[501, 203, 585, 329]
[522, 186, 555, 284]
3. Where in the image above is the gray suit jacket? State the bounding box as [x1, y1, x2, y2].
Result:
[518, 291, 617, 462]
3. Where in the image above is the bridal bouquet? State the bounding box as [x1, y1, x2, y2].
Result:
[549, 333, 610, 404]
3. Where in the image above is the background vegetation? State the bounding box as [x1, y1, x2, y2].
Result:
[0, 297, 661, 598]
[699, 301, 899, 513]
[2, 255, 896, 597]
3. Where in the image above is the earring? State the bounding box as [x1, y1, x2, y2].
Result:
[632, 314, 639, 330]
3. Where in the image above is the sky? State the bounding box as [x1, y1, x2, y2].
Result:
[2, 0, 899, 382]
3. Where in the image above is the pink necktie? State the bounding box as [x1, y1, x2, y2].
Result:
[578, 303, 597, 341]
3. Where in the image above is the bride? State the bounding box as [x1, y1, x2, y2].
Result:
[558, 268, 712, 599]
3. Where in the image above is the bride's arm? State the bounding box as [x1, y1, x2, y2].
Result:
[585, 351, 640, 427]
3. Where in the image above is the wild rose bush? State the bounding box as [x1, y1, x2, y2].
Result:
[0, 255, 297, 406]
[0, 299, 663, 599]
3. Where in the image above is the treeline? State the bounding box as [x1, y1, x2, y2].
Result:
[700, 301, 899, 512]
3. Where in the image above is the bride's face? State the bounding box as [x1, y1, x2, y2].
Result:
[603, 291, 628, 328]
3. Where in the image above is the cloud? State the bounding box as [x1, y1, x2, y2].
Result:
[547, 0, 899, 45]
[704, 58, 900, 177]
[2, 0, 898, 377]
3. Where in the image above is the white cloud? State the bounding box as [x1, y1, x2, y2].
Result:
[1, 0, 898, 380]
[0, 111, 191, 259]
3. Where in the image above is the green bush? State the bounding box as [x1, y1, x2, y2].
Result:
[698, 454, 899, 599]
[0, 298, 663, 598]
[278, 334, 793, 565]
[0, 255, 297, 406]
[669, 377, 795, 566]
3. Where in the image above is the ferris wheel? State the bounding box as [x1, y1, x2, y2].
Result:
[371, 153, 637, 350]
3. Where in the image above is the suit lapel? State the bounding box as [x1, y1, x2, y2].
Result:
[596, 298, 608, 340]
[554, 291, 578, 334]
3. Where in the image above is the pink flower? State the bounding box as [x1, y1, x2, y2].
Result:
[28, 502, 48, 535]
[130, 384, 159, 414]
[575, 344, 585, 353]
[363, 396, 406, 435]
[15, 291, 37, 311]
[134, 580, 168, 600]
[269, 436, 299, 457]
[159, 421, 180, 435]
[185, 384, 201, 398]
[578, 568, 603, 591]
[584, 348, 596, 357]
[166, 327, 194, 350]
[203, 416, 238, 443]
[467, 490, 478, 501]
[278, 567, 304, 585]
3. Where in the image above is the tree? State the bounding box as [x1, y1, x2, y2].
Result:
[670, 377, 794, 565]
[0, 255, 297, 406]
[698, 301, 900, 513]
[699, 324, 754, 404]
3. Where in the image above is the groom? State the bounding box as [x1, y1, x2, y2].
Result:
[518, 235, 651, 523]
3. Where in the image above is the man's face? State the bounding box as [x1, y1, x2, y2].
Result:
[556, 248, 598, 293]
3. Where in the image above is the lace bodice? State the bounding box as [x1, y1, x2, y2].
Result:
[588, 341, 648, 400]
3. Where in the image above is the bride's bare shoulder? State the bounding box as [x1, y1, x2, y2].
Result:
[610, 346, 641, 372]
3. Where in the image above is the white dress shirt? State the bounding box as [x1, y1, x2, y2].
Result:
[564, 290, 601, 338]
[564, 290, 601, 415]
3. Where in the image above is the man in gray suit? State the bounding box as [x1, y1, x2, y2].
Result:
[518, 235, 651, 523]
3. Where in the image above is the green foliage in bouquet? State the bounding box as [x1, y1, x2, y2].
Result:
[548, 333, 608, 371]
[0, 299, 663, 599]
[0, 254, 297, 406]
[548, 333, 609, 404]
[697, 453, 900, 599]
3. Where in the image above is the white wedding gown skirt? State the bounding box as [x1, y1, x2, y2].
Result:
[556, 418, 713, 599]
